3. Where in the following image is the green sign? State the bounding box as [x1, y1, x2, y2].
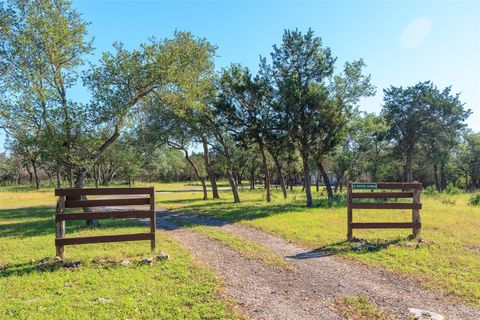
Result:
[352, 183, 377, 190]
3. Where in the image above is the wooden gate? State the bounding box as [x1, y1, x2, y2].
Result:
[55, 187, 156, 258]
[347, 182, 422, 241]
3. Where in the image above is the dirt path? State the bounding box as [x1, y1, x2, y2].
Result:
[156, 209, 480, 320]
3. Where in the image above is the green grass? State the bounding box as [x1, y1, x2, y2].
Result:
[0, 181, 222, 208]
[0, 205, 242, 319]
[185, 224, 290, 269]
[334, 296, 393, 320]
[157, 186, 480, 307]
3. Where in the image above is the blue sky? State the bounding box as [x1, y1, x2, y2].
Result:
[1, 0, 479, 150]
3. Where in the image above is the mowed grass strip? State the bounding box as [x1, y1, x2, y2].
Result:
[0, 206, 242, 320]
[333, 296, 394, 320]
[157, 186, 480, 307]
[186, 225, 291, 269]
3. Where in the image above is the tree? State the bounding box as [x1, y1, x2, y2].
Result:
[200, 102, 241, 203]
[0, 0, 93, 187]
[141, 102, 209, 200]
[382, 82, 470, 182]
[332, 112, 387, 191]
[79, 31, 216, 188]
[262, 29, 374, 205]
[215, 65, 274, 202]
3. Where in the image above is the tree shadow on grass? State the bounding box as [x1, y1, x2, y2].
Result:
[0, 206, 54, 220]
[288, 238, 405, 260]
[0, 255, 153, 278]
[0, 207, 151, 237]
[178, 201, 309, 224]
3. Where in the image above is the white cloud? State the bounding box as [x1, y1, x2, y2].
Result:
[400, 17, 432, 48]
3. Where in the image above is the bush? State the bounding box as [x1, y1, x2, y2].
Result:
[441, 197, 457, 205]
[445, 184, 460, 195]
[469, 193, 480, 206]
[317, 194, 347, 208]
[423, 186, 439, 196]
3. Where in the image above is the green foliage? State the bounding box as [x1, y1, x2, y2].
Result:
[469, 193, 480, 206]
[423, 186, 439, 196]
[317, 194, 347, 208]
[444, 184, 460, 195]
[382, 81, 470, 182]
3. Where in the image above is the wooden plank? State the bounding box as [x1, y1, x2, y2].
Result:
[375, 182, 422, 190]
[412, 188, 421, 237]
[351, 192, 413, 199]
[55, 233, 154, 246]
[55, 187, 153, 197]
[65, 198, 150, 208]
[350, 202, 422, 210]
[347, 183, 353, 241]
[55, 195, 66, 258]
[150, 187, 156, 251]
[350, 222, 421, 229]
[56, 210, 154, 222]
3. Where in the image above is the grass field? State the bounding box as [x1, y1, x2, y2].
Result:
[2, 183, 480, 311]
[155, 185, 480, 307]
[0, 185, 242, 319]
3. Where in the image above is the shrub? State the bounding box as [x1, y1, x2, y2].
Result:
[445, 184, 460, 195]
[469, 193, 480, 206]
[317, 194, 347, 208]
[423, 186, 439, 196]
[441, 197, 456, 205]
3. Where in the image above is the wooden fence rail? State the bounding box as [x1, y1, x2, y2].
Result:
[54, 187, 156, 258]
[347, 182, 422, 241]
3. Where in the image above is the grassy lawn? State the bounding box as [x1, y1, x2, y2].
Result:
[157, 186, 480, 307]
[0, 182, 217, 208]
[0, 202, 241, 319]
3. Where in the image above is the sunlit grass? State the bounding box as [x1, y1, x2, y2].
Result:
[0, 181, 227, 208]
[0, 205, 242, 319]
[157, 186, 480, 306]
[186, 225, 290, 269]
[334, 296, 393, 320]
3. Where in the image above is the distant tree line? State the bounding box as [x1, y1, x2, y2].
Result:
[0, 0, 478, 208]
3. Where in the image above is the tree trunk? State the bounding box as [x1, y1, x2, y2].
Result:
[94, 164, 100, 188]
[71, 173, 97, 227]
[258, 142, 271, 202]
[317, 159, 334, 201]
[56, 162, 61, 188]
[301, 152, 313, 207]
[250, 165, 255, 190]
[202, 139, 219, 199]
[433, 163, 441, 191]
[440, 162, 447, 190]
[222, 144, 240, 203]
[31, 160, 40, 190]
[26, 165, 33, 184]
[404, 146, 414, 182]
[184, 149, 207, 200]
[272, 156, 287, 199]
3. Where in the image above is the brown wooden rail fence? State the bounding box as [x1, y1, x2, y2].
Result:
[54, 187, 156, 258]
[347, 182, 422, 241]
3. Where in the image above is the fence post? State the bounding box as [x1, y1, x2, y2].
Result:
[412, 185, 421, 238]
[347, 182, 352, 241]
[150, 187, 156, 252]
[56, 195, 65, 259]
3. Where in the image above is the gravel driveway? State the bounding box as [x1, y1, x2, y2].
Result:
[155, 209, 480, 320]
